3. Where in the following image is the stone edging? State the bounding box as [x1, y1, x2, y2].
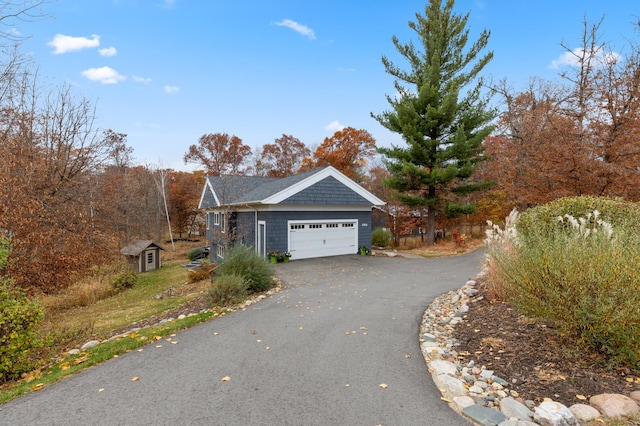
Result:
[420, 275, 640, 426]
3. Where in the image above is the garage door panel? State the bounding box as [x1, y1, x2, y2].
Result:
[289, 220, 357, 260]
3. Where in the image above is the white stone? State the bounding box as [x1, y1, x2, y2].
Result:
[480, 369, 494, 379]
[68, 349, 80, 355]
[568, 404, 601, 423]
[498, 420, 539, 426]
[631, 391, 640, 404]
[432, 374, 468, 398]
[466, 280, 477, 286]
[429, 360, 458, 376]
[80, 340, 100, 350]
[534, 401, 579, 426]
[453, 396, 475, 410]
[178, 314, 186, 319]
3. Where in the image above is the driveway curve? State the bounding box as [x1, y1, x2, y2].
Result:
[0, 251, 484, 426]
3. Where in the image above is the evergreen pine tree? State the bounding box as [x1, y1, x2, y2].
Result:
[372, 0, 496, 244]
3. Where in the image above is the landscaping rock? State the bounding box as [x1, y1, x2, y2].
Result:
[589, 393, 639, 418]
[433, 373, 468, 398]
[631, 390, 640, 404]
[81, 340, 100, 350]
[500, 397, 534, 421]
[453, 395, 476, 410]
[568, 404, 601, 423]
[68, 349, 80, 355]
[429, 359, 458, 376]
[463, 404, 508, 426]
[533, 401, 578, 426]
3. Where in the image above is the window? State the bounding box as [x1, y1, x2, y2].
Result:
[220, 212, 226, 233]
[147, 251, 154, 264]
[217, 245, 225, 259]
[342, 223, 354, 228]
[326, 223, 338, 228]
[309, 224, 322, 229]
[290, 224, 305, 230]
[213, 211, 220, 226]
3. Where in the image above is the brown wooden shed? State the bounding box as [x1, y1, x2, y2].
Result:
[120, 240, 165, 273]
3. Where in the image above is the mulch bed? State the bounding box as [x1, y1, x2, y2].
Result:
[451, 281, 640, 407]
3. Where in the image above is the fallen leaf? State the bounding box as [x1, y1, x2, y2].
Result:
[98, 388, 104, 392]
[171, 341, 177, 345]
[344, 331, 350, 335]
[345, 384, 350, 387]
[626, 377, 634, 383]
[221, 376, 230, 382]
[32, 383, 44, 391]
[74, 356, 88, 365]
[360, 327, 368, 330]
[250, 330, 257, 334]
[155, 345, 162, 348]
[379, 383, 388, 389]
[60, 362, 70, 371]
[299, 327, 303, 330]
[213, 332, 219, 336]
[256, 339, 262, 343]
[441, 397, 451, 402]
[153, 335, 162, 341]
[405, 354, 411, 359]
[129, 333, 137, 338]
[131, 376, 139, 382]
[265, 346, 270, 350]
[576, 394, 587, 400]
[137, 349, 143, 352]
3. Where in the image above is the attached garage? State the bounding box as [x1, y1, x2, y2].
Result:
[288, 220, 357, 259]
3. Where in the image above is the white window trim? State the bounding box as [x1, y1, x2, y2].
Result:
[217, 244, 225, 259]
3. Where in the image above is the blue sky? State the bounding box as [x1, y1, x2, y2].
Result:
[14, 0, 640, 171]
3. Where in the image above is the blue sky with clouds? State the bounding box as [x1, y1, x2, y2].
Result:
[14, 0, 640, 170]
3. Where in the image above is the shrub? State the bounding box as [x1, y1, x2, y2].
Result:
[206, 273, 248, 307]
[112, 269, 138, 291]
[215, 244, 275, 293]
[371, 228, 391, 248]
[0, 237, 45, 383]
[187, 247, 204, 261]
[188, 268, 210, 283]
[486, 198, 640, 369]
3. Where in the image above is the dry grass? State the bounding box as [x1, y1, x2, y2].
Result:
[37, 240, 209, 352]
[398, 235, 485, 257]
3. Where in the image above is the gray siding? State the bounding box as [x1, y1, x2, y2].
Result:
[282, 176, 371, 205]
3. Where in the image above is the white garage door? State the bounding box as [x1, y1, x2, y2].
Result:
[288, 220, 358, 260]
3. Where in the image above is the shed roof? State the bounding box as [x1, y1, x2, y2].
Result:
[120, 240, 165, 256]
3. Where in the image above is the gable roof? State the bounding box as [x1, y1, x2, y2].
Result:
[120, 240, 165, 256]
[198, 166, 384, 208]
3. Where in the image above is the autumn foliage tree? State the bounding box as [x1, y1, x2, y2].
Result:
[486, 19, 640, 208]
[167, 170, 205, 238]
[305, 127, 376, 182]
[256, 134, 310, 177]
[184, 133, 251, 175]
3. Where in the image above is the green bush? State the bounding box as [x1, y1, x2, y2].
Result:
[206, 273, 248, 307]
[112, 269, 138, 291]
[371, 228, 392, 248]
[187, 247, 204, 261]
[0, 237, 45, 383]
[486, 197, 640, 369]
[215, 244, 275, 293]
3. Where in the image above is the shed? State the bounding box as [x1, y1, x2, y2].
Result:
[120, 240, 165, 273]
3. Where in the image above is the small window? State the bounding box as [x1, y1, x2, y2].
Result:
[217, 245, 225, 259]
[290, 224, 305, 230]
[326, 223, 338, 228]
[309, 224, 322, 229]
[147, 251, 153, 263]
[213, 212, 220, 226]
[342, 223, 354, 228]
[221, 212, 226, 233]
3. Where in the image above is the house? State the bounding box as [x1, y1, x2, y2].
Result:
[120, 240, 165, 273]
[198, 166, 385, 261]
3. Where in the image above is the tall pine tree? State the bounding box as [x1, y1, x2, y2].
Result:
[372, 0, 495, 244]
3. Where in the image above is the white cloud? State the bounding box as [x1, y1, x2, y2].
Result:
[133, 75, 152, 83]
[164, 85, 180, 94]
[81, 66, 125, 84]
[274, 19, 316, 40]
[48, 34, 100, 54]
[99, 46, 117, 57]
[325, 120, 345, 132]
[549, 47, 621, 69]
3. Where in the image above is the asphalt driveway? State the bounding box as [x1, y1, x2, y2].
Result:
[0, 251, 484, 426]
